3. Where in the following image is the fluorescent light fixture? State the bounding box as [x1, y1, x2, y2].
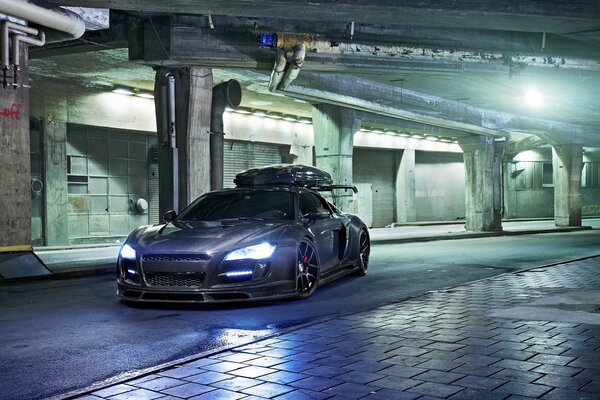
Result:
[253, 111, 267, 117]
[120, 244, 136, 260]
[112, 86, 135, 96]
[425, 136, 439, 141]
[524, 88, 544, 108]
[298, 119, 312, 124]
[283, 116, 297, 122]
[136, 91, 154, 99]
[267, 113, 282, 119]
[372, 129, 384, 134]
[234, 109, 251, 114]
[225, 243, 276, 261]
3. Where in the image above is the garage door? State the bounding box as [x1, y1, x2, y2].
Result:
[223, 140, 283, 188]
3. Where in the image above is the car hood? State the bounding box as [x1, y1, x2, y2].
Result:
[129, 220, 288, 254]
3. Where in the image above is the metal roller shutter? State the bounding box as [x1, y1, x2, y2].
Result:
[223, 140, 283, 188]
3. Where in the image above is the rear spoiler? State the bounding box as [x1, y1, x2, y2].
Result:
[316, 185, 358, 193]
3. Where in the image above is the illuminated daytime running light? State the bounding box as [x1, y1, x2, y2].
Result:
[120, 244, 137, 260]
[224, 243, 276, 261]
[225, 270, 254, 278]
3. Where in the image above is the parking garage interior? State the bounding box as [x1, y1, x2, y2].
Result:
[2, 2, 600, 400]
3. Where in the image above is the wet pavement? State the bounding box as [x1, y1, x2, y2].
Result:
[68, 256, 600, 400]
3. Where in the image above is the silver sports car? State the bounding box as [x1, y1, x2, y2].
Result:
[117, 165, 370, 303]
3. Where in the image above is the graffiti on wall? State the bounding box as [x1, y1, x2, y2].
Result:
[0, 103, 21, 120]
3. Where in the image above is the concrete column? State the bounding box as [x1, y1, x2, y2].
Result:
[43, 118, 69, 246]
[312, 104, 360, 212]
[458, 136, 502, 232]
[396, 149, 416, 222]
[0, 40, 31, 250]
[154, 67, 212, 216]
[552, 144, 583, 226]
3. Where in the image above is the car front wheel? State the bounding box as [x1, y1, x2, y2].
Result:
[353, 229, 370, 276]
[296, 240, 319, 298]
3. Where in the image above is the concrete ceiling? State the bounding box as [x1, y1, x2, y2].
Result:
[30, 0, 600, 145]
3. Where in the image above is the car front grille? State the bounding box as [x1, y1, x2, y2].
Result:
[141, 253, 210, 288]
[142, 254, 209, 263]
[145, 272, 205, 288]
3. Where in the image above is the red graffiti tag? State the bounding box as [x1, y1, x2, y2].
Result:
[0, 103, 21, 120]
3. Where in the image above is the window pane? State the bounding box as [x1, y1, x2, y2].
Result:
[542, 162, 553, 186]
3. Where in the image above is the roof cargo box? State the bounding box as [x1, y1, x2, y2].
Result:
[234, 164, 333, 188]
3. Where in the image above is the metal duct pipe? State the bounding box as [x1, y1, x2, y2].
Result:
[279, 43, 305, 90]
[211, 79, 242, 190]
[165, 73, 179, 211]
[1, 21, 43, 87]
[0, 0, 85, 43]
[268, 48, 287, 92]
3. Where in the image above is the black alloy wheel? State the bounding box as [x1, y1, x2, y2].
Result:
[354, 229, 370, 276]
[296, 240, 320, 298]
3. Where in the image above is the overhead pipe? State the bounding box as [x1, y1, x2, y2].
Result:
[0, 0, 85, 43]
[278, 42, 305, 90]
[11, 28, 45, 87]
[211, 79, 242, 190]
[165, 73, 179, 211]
[267, 48, 286, 92]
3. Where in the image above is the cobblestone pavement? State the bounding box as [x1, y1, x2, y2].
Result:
[76, 257, 600, 400]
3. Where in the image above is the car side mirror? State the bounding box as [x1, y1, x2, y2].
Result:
[163, 210, 177, 223]
[308, 208, 330, 220]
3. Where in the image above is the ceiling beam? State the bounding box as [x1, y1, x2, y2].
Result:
[47, 0, 600, 34]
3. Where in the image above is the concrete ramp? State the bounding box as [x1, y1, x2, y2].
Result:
[0, 251, 52, 279]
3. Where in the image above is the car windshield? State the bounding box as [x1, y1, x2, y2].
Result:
[177, 190, 295, 221]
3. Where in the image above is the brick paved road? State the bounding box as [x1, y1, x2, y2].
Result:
[74, 256, 600, 400]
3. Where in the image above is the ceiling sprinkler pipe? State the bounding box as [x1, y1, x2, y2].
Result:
[211, 79, 242, 190]
[1, 21, 38, 70]
[279, 43, 305, 90]
[0, 0, 85, 43]
[268, 48, 287, 92]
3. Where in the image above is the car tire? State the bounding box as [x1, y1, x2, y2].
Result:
[296, 240, 320, 298]
[353, 229, 370, 276]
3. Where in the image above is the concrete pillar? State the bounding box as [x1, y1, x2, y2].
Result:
[154, 67, 212, 216]
[312, 104, 360, 212]
[0, 40, 31, 251]
[396, 149, 416, 222]
[458, 136, 502, 232]
[43, 118, 69, 246]
[552, 143, 582, 226]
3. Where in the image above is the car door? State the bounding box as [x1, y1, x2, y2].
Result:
[299, 191, 343, 271]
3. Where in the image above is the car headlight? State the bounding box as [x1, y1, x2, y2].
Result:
[224, 243, 276, 261]
[120, 244, 137, 260]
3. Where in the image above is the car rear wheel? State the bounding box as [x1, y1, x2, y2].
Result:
[296, 240, 319, 298]
[353, 229, 370, 276]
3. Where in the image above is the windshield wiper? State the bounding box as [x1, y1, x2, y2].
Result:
[219, 216, 264, 222]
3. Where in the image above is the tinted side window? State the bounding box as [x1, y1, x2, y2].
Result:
[299, 192, 323, 216]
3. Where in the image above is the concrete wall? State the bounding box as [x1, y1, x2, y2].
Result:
[415, 151, 466, 221]
[353, 148, 397, 227]
[504, 147, 600, 218]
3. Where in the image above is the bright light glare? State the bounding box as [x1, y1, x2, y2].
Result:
[112, 87, 135, 96]
[120, 244, 137, 260]
[524, 88, 544, 108]
[225, 243, 276, 261]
